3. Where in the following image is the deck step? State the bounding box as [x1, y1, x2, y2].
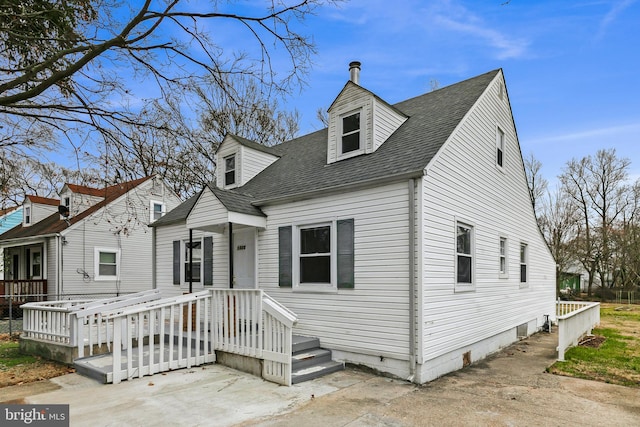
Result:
[291, 335, 344, 384]
[292, 360, 344, 384]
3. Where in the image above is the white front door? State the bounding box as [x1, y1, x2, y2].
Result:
[233, 228, 256, 289]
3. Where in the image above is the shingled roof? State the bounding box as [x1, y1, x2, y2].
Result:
[239, 69, 499, 204]
[0, 176, 152, 241]
[154, 69, 499, 225]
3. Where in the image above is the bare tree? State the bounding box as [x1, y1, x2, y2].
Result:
[560, 149, 631, 295]
[537, 186, 579, 296]
[0, 0, 330, 204]
[524, 152, 548, 220]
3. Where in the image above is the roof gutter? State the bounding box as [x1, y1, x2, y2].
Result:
[0, 233, 59, 246]
[251, 170, 425, 207]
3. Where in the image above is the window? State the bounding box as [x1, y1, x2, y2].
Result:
[94, 248, 120, 280]
[520, 243, 528, 284]
[299, 225, 331, 284]
[341, 112, 361, 154]
[184, 240, 202, 283]
[496, 128, 505, 168]
[279, 219, 354, 290]
[456, 223, 473, 285]
[31, 250, 42, 278]
[499, 237, 507, 276]
[64, 197, 70, 207]
[224, 155, 236, 186]
[150, 200, 166, 222]
[24, 206, 31, 225]
[173, 237, 213, 286]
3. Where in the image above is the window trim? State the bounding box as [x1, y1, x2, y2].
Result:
[293, 221, 338, 292]
[224, 154, 237, 187]
[337, 109, 364, 160]
[496, 126, 505, 169]
[519, 242, 528, 287]
[30, 248, 42, 279]
[150, 200, 166, 222]
[455, 221, 475, 292]
[24, 206, 31, 225]
[94, 247, 121, 281]
[499, 236, 508, 278]
[182, 238, 203, 285]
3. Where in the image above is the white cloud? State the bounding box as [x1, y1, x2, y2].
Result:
[596, 0, 637, 40]
[529, 122, 640, 144]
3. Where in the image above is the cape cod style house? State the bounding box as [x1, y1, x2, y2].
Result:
[0, 176, 180, 300]
[151, 64, 556, 384]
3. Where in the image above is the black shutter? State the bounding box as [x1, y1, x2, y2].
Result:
[337, 219, 354, 289]
[172, 240, 180, 285]
[279, 226, 292, 287]
[203, 236, 213, 286]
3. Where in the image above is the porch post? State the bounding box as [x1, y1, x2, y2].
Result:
[189, 229, 193, 294]
[228, 222, 234, 289]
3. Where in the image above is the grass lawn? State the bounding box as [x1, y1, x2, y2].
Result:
[0, 334, 72, 388]
[548, 303, 640, 387]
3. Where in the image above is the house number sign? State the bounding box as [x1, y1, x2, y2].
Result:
[237, 245, 246, 251]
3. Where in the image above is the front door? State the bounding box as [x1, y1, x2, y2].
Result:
[233, 228, 256, 289]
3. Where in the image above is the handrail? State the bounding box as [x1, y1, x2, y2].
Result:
[262, 294, 297, 326]
[101, 290, 210, 319]
[73, 290, 162, 318]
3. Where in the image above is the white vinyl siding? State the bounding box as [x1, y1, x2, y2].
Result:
[156, 224, 228, 296]
[420, 72, 555, 363]
[216, 135, 279, 188]
[259, 181, 411, 359]
[57, 179, 180, 295]
[186, 189, 229, 230]
[327, 84, 407, 164]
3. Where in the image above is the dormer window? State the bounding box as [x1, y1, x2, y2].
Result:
[224, 155, 236, 186]
[24, 206, 31, 225]
[64, 197, 70, 207]
[341, 111, 361, 155]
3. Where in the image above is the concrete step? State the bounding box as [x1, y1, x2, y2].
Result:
[292, 335, 320, 353]
[292, 347, 333, 371]
[291, 360, 344, 384]
[291, 335, 344, 384]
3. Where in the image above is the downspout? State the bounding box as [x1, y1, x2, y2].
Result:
[228, 222, 234, 288]
[408, 179, 417, 381]
[151, 227, 156, 289]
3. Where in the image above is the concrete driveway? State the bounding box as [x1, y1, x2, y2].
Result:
[3, 331, 640, 426]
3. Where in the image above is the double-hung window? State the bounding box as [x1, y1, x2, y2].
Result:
[341, 111, 361, 155]
[456, 223, 473, 287]
[499, 237, 507, 277]
[184, 240, 202, 283]
[94, 248, 120, 281]
[278, 219, 355, 291]
[299, 224, 332, 284]
[224, 155, 236, 186]
[24, 206, 31, 225]
[150, 200, 166, 222]
[520, 243, 528, 285]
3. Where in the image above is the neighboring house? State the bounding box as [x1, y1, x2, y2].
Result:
[0, 206, 23, 280]
[152, 64, 556, 384]
[0, 176, 180, 298]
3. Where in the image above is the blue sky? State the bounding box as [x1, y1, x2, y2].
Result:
[279, 0, 640, 185]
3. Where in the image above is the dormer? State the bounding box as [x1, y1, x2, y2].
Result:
[215, 134, 281, 189]
[23, 195, 59, 227]
[59, 183, 106, 218]
[327, 62, 408, 165]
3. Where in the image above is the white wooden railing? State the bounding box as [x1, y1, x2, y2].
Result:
[556, 301, 600, 361]
[100, 289, 297, 386]
[21, 290, 161, 347]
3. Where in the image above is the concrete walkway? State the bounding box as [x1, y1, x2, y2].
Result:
[4, 331, 640, 426]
